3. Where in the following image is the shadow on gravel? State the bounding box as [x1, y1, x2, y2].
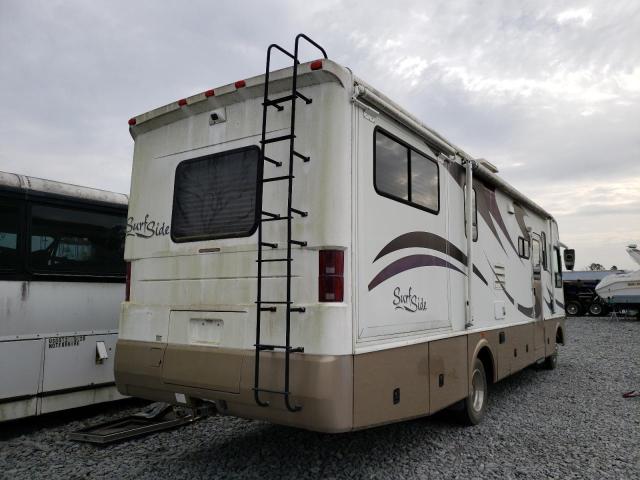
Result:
[0, 398, 148, 441]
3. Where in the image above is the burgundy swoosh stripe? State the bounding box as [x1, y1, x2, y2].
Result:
[373, 231, 465, 264]
[368, 254, 464, 291]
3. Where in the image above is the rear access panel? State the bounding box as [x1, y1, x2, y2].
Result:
[161, 311, 246, 393]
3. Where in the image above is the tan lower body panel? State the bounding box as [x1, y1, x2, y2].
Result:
[115, 318, 565, 433]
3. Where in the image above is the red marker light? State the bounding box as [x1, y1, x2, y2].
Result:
[235, 80, 246, 89]
[128, 118, 137, 126]
[204, 89, 215, 97]
[310, 59, 323, 71]
[178, 98, 188, 106]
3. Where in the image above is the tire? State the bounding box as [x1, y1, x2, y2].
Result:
[544, 345, 558, 370]
[566, 301, 581, 316]
[461, 358, 488, 425]
[588, 303, 603, 316]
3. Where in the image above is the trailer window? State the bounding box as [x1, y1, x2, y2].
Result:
[29, 204, 126, 276]
[171, 146, 262, 242]
[541, 231, 548, 270]
[518, 236, 530, 259]
[374, 129, 439, 214]
[554, 246, 562, 288]
[0, 201, 20, 271]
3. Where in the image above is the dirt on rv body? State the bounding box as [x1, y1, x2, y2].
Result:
[1, 316, 639, 480]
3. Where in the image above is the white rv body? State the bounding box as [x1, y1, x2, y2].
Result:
[0, 172, 127, 421]
[116, 58, 566, 432]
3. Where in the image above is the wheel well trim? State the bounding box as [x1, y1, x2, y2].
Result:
[470, 338, 497, 385]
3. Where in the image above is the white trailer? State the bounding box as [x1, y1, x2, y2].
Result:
[116, 35, 573, 432]
[0, 172, 127, 421]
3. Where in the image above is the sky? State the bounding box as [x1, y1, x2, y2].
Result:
[1, 1, 639, 269]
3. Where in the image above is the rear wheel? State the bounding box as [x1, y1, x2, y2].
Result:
[588, 302, 603, 316]
[566, 301, 581, 316]
[461, 358, 488, 425]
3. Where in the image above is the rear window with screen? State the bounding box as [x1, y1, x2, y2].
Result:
[171, 146, 262, 242]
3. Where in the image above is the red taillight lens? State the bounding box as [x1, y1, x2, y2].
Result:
[178, 98, 187, 106]
[128, 117, 136, 126]
[319, 250, 344, 302]
[125, 262, 131, 302]
[234, 80, 246, 89]
[204, 89, 215, 97]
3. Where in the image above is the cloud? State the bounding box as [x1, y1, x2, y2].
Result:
[556, 8, 593, 26]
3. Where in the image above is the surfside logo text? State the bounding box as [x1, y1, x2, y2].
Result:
[393, 287, 427, 312]
[127, 214, 171, 238]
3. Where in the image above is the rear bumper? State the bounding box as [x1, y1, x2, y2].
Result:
[114, 339, 354, 433]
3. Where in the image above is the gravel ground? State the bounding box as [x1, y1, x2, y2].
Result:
[1, 316, 639, 479]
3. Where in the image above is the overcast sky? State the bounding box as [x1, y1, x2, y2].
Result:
[1, 1, 638, 269]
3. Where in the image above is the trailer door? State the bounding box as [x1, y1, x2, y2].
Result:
[356, 113, 451, 340]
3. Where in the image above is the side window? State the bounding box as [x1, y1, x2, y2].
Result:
[518, 236, 530, 259]
[540, 231, 548, 270]
[553, 246, 563, 288]
[531, 237, 541, 273]
[29, 203, 126, 276]
[0, 199, 21, 272]
[374, 129, 439, 214]
[464, 185, 478, 242]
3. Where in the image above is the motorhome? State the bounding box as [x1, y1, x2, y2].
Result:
[115, 35, 572, 432]
[0, 171, 127, 421]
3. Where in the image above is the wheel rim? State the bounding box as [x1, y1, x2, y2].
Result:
[567, 304, 578, 315]
[590, 304, 602, 315]
[471, 368, 486, 412]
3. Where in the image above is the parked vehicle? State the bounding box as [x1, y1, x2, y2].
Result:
[562, 270, 621, 316]
[596, 245, 640, 312]
[0, 171, 127, 421]
[115, 35, 572, 432]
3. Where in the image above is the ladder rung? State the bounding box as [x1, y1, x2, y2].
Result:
[263, 156, 282, 167]
[253, 388, 290, 396]
[261, 241, 278, 248]
[256, 300, 292, 305]
[255, 344, 304, 353]
[290, 239, 307, 247]
[263, 175, 294, 183]
[261, 211, 280, 218]
[261, 134, 295, 144]
[290, 207, 307, 217]
[256, 258, 291, 263]
[290, 307, 306, 313]
[262, 215, 292, 222]
[260, 307, 277, 312]
[293, 151, 310, 162]
[295, 91, 312, 104]
[264, 94, 295, 107]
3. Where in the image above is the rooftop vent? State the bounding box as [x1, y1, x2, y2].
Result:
[477, 158, 499, 173]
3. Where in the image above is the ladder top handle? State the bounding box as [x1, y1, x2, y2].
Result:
[295, 33, 328, 59]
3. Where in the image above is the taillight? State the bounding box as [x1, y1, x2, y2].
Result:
[319, 250, 344, 302]
[125, 262, 132, 302]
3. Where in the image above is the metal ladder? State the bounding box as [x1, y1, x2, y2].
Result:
[254, 34, 328, 413]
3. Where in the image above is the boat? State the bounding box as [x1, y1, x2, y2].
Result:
[595, 244, 640, 306]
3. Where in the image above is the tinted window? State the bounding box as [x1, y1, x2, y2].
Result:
[411, 151, 439, 211]
[29, 204, 126, 276]
[375, 132, 408, 200]
[374, 129, 439, 213]
[0, 200, 20, 271]
[171, 146, 262, 242]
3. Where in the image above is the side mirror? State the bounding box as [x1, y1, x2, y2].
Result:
[563, 249, 575, 271]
